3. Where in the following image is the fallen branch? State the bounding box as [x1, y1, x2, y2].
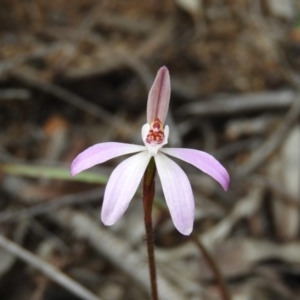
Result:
[50, 208, 187, 300]
[235, 94, 300, 177]
[179, 90, 296, 116]
[0, 234, 103, 300]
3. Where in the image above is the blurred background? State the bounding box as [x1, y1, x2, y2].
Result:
[0, 0, 300, 299]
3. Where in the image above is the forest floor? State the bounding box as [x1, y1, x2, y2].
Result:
[0, 1, 300, 299]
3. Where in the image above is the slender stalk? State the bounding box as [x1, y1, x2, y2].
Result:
[191, 234, 231, 300]
[143, 158, 158, 300]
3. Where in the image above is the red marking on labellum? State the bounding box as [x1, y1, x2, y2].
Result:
[146, 118, 164, 144]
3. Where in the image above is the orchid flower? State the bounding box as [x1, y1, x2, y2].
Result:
[71, 67, 229, 235]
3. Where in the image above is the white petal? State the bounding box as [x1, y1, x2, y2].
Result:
[154, 153, 194, 235]
[164, 125, 169, 144]
[141, 123, 150, 142]
[101, 151, 151, 225]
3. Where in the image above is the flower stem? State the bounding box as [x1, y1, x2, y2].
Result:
[191, 234, 231, 300]
[143, 158, 158, 300]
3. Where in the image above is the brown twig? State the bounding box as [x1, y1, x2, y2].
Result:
[235, 94, 300, 178]
[0, 43, 65, 76]
[191, 234, 231, 300]
[179, 90, 296, 116]
[50, 208, 186, 300]
[0, 234, 103, 300]
[0, 88, 31, 101]
[0, 188, 104, 223]
[10, 71, 132, 135]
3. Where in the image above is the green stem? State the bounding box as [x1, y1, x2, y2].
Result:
[191, 234, 231, 300]
[143, 158, 158, 300]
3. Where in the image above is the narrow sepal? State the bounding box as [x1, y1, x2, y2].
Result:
[70, 142, 146, 176]
[161, 148, 230, 190]
[147, 66, 170, 124]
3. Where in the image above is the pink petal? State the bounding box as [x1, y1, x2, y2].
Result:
[154, 153, 194, 235]
[101, 151, 150, 225]
[71, 142, 146, 176]
[147, 66, 170, 124]
[161, 148, 230, 191]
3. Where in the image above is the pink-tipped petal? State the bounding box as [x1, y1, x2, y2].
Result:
[161, 148, 230, 191]
[147, 66, 170, 124]
[155, 153, 194, 235]
[101, 151, 150, 225]
[71, 142, 146, 176]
